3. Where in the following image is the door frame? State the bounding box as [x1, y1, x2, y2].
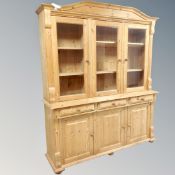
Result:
[52, 16, 90, 101]
[89, 20, 123, 97]
[123, 23, 150, 93]
[126, 103, 150, 144]
[60, 113, 94, 164]
[94, 107, 126, 153]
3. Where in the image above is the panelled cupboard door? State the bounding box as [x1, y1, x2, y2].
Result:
[123, 24, 149, 92]
[60, 113, 93, 164]
[127, 104, 149, 144]
[94, 108, 125, 153]
[53, 17, 89, 101]
[90, 20, 123, 96]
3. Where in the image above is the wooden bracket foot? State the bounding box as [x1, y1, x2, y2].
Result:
[149, 138, 155, 143]
[108, 152, 114, 156]
[57, 169, 64, 174]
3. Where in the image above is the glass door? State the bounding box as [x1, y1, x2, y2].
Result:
[94, 21, 121, 96]
[125, 24, 149, 92]
[56, 18, 88, 100]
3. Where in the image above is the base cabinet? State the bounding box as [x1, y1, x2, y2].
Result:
[51, 98, 155, 172]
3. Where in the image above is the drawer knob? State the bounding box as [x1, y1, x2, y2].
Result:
[112, 103, 116, 106]
[85, 60, 90, 64]
[128, 124, 131, 127]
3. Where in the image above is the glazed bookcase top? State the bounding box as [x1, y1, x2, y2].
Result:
[36, 1, 158, 103]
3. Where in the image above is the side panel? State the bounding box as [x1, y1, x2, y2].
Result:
[45, 105, 56, 164]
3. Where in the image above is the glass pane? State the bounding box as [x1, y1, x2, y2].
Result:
[96, 26, 118, 92]
[57, 23, 84, 96]
[127, 29, 146, 88]
[127, 71, 144, 88]
[128, 29, 145, 43]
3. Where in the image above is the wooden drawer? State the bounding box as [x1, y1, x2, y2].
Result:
[97, 99, 127, 110]
[59, 104, 95, 117]
[129, 95, 153, 104]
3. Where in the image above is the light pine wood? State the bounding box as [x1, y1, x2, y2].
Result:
[60, 114, 94, 164]
[127, 104, 149, 143]
[36, 1, 158, 174]
[94, 108, 125, 153]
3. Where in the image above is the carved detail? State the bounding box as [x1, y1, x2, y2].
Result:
[148, 77, 152, 90]
[45, 24, 52, 29]
[44, 9, 51, 29]
[55, 152, 62, 167]
[150, 21, 156, 35]
[49, 87, 56, 101]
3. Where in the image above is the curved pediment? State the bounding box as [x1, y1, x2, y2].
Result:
[36, 1, 158, 22]
[59, 1, 157, 21]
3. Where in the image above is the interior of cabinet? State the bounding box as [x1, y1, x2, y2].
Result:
[127, 29, 146, 88]
[58, 50, 83, 74]
[96, 26, 118, 92]
[57, 23, 84, 96]
[60, 75, 84, 96]
[97, 73, 116, 91]
[57, 23, 83, 49]
[128, 29, 145, 43]
[127, 71, 144, 87]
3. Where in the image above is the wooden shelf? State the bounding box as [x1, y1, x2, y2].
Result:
[58, 47, 83, 50]
[97, 70, 116, 74]
[128, 42, 144, 46]
[59, 72, 84, 77]
[96, 41, 116, 44]
[96, 41, 117, 47]
[127, 69, 143, 72]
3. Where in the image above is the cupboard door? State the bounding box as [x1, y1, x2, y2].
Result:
[94, 108, 125, 153]
[91, 21, 122, 96]
[54, 17, 89, 100]
[124, 24, 149, 92]
[61, 114, 93, 164]
[127, 104, 149, 144]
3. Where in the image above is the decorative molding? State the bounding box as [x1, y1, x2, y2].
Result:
[150, 20, 156, 35]
[36, 1, 158, 22]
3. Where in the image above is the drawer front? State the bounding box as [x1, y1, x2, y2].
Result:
[97, 99, 127, 110]
[59, 104, 95, 117]
[129, 95, 153, 104]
